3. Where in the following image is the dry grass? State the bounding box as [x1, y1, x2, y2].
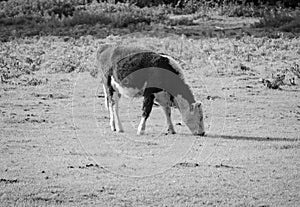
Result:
[1, 33, 300, 206]
[1, 33, 299, 88]
[1, 22, 300, 206]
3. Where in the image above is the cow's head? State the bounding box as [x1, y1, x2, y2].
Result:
[177, 98, 205, 136]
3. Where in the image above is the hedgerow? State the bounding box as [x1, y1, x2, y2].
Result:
[0, 1, 167, 28]
[254, 7, 300, 32]
[0, 0, 299, 41]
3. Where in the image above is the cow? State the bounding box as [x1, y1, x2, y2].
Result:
[95, 44, 205, 136]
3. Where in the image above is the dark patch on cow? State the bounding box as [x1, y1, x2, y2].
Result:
[143, 87, 163, 96]
[142, 93, 155, 119]
[170, 95, 175, 104]
[105, 75, 115, 104]
[113, 52, 180, 82]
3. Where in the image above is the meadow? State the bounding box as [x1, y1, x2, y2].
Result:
[0, 1, 300, 206]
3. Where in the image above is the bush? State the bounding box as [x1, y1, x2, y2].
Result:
[279, 14, 300, 32]
[0, 1, 167, 29]
[0, 0, 81, 18]
[254, 7, 300, 32]
[218, 2, 264, 17]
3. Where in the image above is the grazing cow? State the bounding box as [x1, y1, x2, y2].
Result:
[96, 44, 205, 136]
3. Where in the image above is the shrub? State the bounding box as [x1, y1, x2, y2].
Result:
[254, 7, 300, 32]
[218, 1, 264, 17]
[0, 1, 167, 31]
[279, 14, 300, 32]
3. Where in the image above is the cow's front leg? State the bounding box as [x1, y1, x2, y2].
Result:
[137, 94, 154, 135]
[103, 84, 109, 110]
[111, 92, 123, 133]
[107, 89, 116, 132]
[161, 106, 175, 134]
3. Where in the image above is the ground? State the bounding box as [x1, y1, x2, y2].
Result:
[0, 18, 300, 206]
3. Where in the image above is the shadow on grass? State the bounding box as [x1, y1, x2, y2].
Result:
[206, 133, 299, 142]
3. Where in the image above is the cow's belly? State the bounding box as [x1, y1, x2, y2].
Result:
[111, 76, 176, 107]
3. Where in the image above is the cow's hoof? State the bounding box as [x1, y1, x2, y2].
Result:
[196, 132, 205, 136]
[167, 129, 176, 134]
[137, 130, 145, 135]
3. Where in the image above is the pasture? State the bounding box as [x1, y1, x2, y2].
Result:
[1, 14, 300, 206]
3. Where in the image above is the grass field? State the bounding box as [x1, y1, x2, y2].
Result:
[1, 2, 300, 206]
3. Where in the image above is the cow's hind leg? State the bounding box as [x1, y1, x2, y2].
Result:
[106, 83, 123, 132]
[102, 83, 116, 131]
[161, 106, 176, 134]
[137, 94, 155, 135]
[104, 76, 124, 133]
[111, 91, 124, 132]
[107, 85, 116, 131]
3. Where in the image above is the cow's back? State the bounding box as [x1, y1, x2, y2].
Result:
[96, 44, 151, 78]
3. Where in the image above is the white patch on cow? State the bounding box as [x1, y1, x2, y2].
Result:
[154, 91, 173, 107]
[137, 116, 146, 135]
[111, 76, 146, 98]
[160, 54, 184, 80]
[108, 101, 115, 131]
